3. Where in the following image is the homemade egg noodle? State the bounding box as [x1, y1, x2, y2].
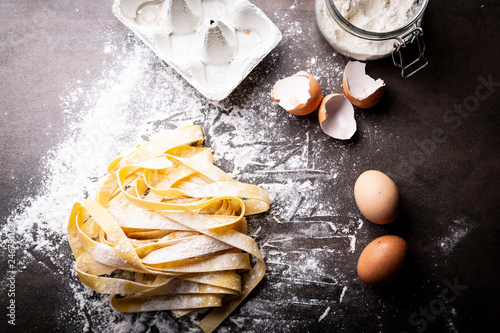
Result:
[67, 125, 270, 333]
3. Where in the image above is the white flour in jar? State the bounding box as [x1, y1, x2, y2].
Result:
[315, 0, 419, 60]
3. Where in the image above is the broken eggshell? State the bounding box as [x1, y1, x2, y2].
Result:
[343, 61, 385, 109]
[318, 94, 357, 140]
[270, 71, 322, 116]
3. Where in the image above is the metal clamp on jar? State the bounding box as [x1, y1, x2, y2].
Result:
[315, 0, 429, 78]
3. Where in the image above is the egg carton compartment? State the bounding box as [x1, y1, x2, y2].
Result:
[112, 0, 283, 100]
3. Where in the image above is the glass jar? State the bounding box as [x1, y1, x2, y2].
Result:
[314, 0, 429, 77]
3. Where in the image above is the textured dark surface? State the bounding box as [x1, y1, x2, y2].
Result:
[1, 1, 499, 333]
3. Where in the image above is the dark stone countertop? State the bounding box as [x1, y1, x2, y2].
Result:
[1, 1, 499, 332]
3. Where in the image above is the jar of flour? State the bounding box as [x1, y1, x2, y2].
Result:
[315, 0, 429, 77]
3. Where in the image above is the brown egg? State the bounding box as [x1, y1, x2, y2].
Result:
[357, 235, 408, 286]
[270, 71, 322, 116]
[343, 61, 385, 109]
[354, 170, 400, 224]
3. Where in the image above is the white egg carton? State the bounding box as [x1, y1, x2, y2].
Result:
[112, 0, 282, 100]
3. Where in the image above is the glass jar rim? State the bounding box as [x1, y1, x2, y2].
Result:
[326, 0, 429, 41]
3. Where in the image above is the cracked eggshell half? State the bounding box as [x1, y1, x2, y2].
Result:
[343, 61, 385, 109]
[270, 71, 322, 116]
[318, 94, 357, 140]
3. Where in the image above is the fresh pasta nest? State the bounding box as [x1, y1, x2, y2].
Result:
[67, 125, 270, 333]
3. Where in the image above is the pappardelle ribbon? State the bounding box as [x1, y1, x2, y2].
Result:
[67, 125, 270, 333]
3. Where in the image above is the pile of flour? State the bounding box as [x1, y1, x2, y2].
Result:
[334, 0, 418, 32]
[316, 0, 419, 59]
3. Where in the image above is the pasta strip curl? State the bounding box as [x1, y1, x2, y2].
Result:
[67, 125, 270, 333]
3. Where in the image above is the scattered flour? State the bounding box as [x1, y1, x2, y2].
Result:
[0, 12, 358, 332]
[439, 217, 470, 254]
[339, 285, 347, 303]
[318, 306, 331, 322]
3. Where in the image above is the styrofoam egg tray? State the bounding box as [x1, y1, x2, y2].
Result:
[112, 0, 283, 100]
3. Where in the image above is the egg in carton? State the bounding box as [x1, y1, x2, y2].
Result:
[112, 0, 282, 100]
